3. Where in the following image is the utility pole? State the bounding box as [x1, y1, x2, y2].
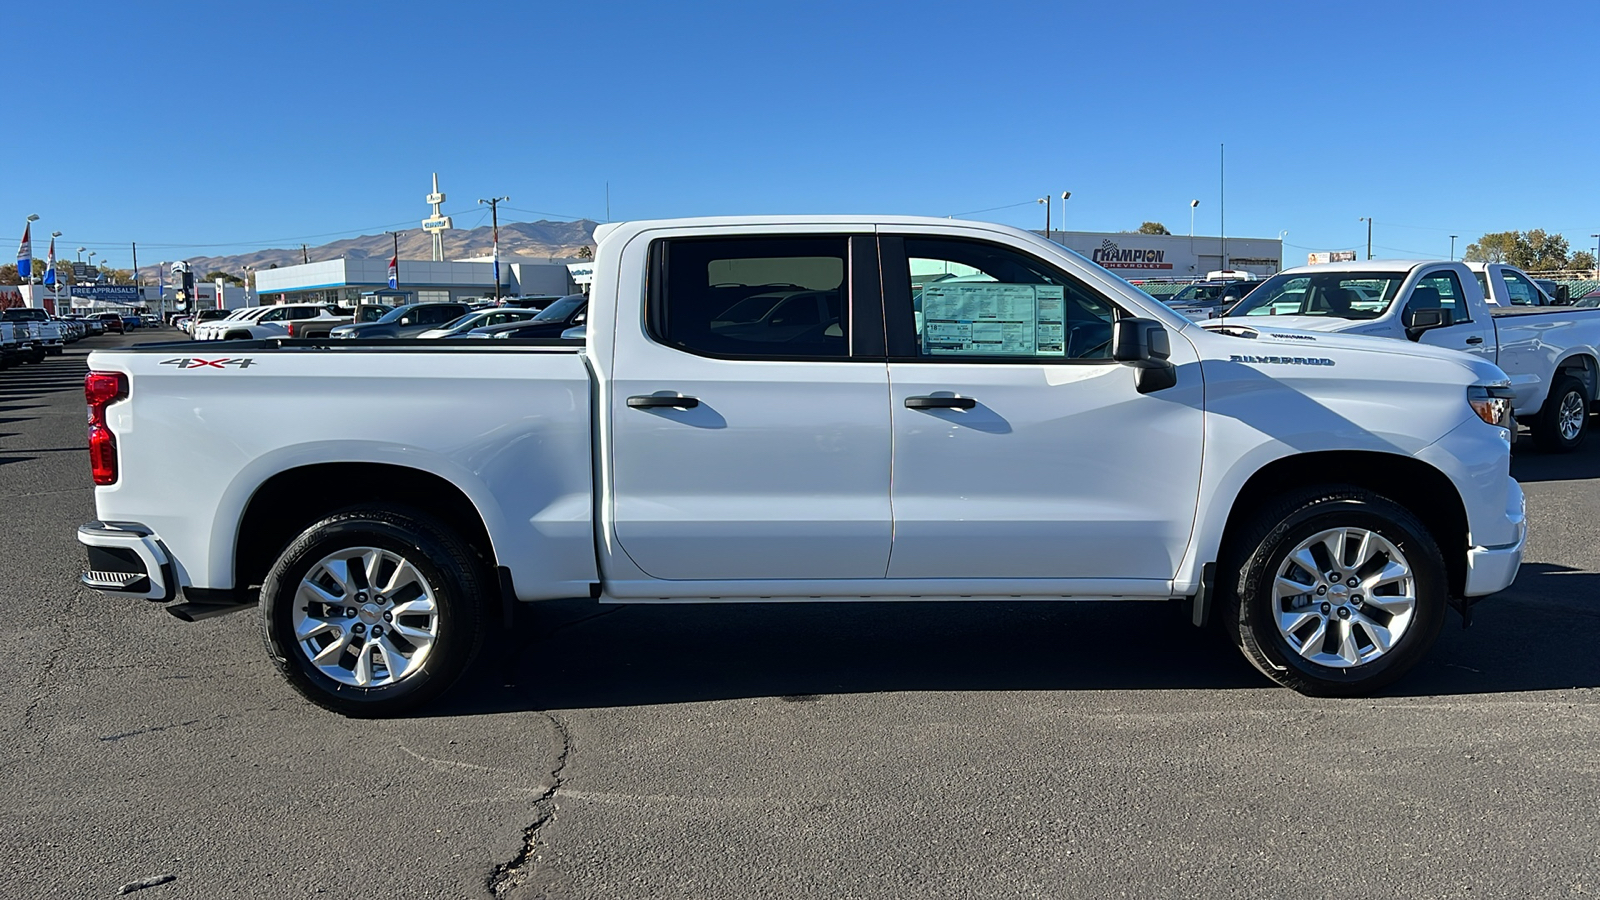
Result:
[1450, 235, 1458, 261]
[301, 244, 309, 265]
[1360, 217, 1373, 260]
[130, 241, 140, 312]
[478, 196, 509, 302]
[385, 230, 405, 292]
[1037, 197, 1050, 237]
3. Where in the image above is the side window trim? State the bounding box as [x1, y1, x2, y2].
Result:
[1417, 269, 1471, 324]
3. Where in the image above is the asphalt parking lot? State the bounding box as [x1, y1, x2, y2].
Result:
[2, 332, 1597, 899]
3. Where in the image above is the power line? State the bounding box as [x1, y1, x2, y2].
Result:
[948, 200, 1037, 217]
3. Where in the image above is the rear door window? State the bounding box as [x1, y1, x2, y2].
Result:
[650, 237, 851, 360]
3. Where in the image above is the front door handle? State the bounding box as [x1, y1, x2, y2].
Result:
[627, 394, 700, 409]
[905, 395, 977, 410]
[1465, 336, 1484, 345]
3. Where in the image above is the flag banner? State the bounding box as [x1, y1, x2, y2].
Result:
[16, 223, 32, 280]
[43, 237, 56, 286]
[388, 254, 398, 289]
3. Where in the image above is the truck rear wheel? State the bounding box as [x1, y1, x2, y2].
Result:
[259, 506, 487, 717]
[1223, 487, 1447, 697]
[1530, 375, 1589, 453]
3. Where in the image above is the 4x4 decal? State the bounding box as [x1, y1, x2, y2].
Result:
[159, 357, 256, 369]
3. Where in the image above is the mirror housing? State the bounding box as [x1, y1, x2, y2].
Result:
[1403, 306, 1452, 339]
[1112, 317, 1178, 393]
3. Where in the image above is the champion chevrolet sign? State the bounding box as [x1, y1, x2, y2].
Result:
[1091, 239, 1173, 270]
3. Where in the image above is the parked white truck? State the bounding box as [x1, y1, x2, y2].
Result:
[1221, 259, 1600, 451]
[77, 217, 1526, 715]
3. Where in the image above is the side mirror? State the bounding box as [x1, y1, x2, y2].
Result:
[1403, 306, 1452, 338]
[1112, 317, 1178, 394]
[399, 317, 412, 326]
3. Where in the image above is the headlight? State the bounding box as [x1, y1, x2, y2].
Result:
[1468, 384, 1515, 428]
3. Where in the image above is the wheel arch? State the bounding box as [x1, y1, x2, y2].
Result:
[1552, 352, 1598, 406]
[234, 462, 498, 593]
[1217, 450, 1470, 597]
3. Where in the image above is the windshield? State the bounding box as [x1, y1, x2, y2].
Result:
[375, 306, 415, 324]
[440, 313, 479, 330]
[533, 296, 584, 322]
[2, 308, 47, 321]
[1226, 272, 1406, 320]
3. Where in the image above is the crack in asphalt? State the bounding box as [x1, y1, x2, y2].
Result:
[487, 711, 572, 898]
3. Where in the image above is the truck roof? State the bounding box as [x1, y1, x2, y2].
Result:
[1278, 259, 1446, 276]
[593, 215, 1040, 247]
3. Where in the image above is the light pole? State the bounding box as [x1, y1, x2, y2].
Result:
[1359, 217, 1373, 260]
[1591, 234, 1599, 275]
[76, 246, 86, 263]
[477, 197, 508, 301]
[1037, 197, 1050, 237]
[1060, 191, 1071, 233]
[1450, 235, 1458, 260]
[1278, 231, 1288, 273]
[1189, 199, 1199, 237]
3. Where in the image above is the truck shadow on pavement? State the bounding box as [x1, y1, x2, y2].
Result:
[1507, 424, 1600, 482]
[432, 560, 1598, 716]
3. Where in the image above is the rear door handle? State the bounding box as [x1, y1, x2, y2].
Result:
[905, 395, 977, 410]
[627, 394, 700, 409]
[1465, 336, 1484, 345]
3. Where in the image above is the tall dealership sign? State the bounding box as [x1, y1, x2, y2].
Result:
[422, 172, 453, 262]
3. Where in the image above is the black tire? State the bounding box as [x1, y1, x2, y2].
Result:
[1222, 486, 1448, 697]
[1530, 375, 1589, 453]
[260, 506, 488, 717]
[225, 331, 251, 341]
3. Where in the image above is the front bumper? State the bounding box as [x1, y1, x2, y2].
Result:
[78, 521, 177, 602]
[1463, 477, 1526, 597]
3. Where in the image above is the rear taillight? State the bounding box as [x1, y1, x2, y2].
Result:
[285, 322, 298, 338]
[86, 371, 127, 485]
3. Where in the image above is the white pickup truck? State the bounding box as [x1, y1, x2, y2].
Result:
[1221, 260, 1600, 451]
[77, 216, 1527, 715]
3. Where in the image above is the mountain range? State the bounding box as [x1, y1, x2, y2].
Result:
[133, 219, 599, 284]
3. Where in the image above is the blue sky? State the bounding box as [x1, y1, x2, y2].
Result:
[8, 0, 1599, 269]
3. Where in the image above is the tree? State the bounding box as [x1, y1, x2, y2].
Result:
[1464, 232, 1519, 264]
[0, 264, 21, 286]
[575, 246, 594, 260]
[1464, 229, 1573, 271]
[1523, 229, 1569, 271]
[203, 270, 246, 286]
[1570, 250, 1596, 271]
[1137, 222, 1171, 235]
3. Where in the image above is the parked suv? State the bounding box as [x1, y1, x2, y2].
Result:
[328, 302, 471, 339]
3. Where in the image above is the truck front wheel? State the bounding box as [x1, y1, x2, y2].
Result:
[1530, 375, 1589, 453]
[259, 506, 487, 717]
[1224, 487, 1447, 697]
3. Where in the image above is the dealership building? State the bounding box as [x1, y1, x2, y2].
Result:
[253, 257, 585, 306]
[1036, 230, 1284, 279]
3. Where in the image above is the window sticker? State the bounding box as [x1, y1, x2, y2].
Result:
[920, 283, 1065, 356]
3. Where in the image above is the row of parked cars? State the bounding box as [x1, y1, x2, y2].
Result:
[180, 295, 589, 343]
[0, 308, 127, 368]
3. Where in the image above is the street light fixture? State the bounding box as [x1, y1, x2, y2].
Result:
[76, 246, 86, 262]
[1061, 191, 1071, 233]
[1189, 199, 1200, 237]
[1037, 197, 1050, 236]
